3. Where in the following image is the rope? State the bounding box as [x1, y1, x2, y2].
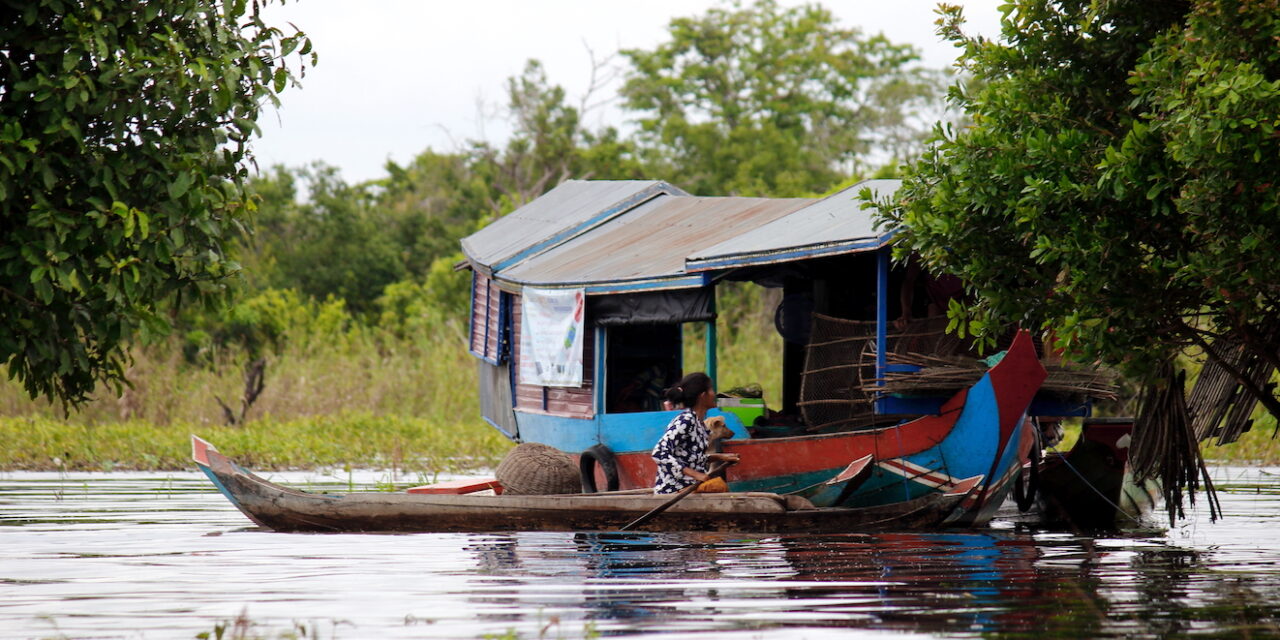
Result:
[1044, 445, 1144, 526]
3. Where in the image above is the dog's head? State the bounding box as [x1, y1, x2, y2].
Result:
[705, 415, 734, 441]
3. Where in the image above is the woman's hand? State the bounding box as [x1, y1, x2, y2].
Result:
[683, 467, 710, 483]
[709, 453, 740, 464]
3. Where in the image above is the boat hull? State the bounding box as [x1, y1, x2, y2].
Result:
[193, 437, 968, 534]
[585, 331, 1047, 526]
[1035, 419, 1161, 530]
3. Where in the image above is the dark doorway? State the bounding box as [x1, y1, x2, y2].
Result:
[605, 324, 682, 413]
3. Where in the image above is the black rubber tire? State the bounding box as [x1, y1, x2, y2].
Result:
[579, 444, 620, 493]
[1014, 430, 1041, 513]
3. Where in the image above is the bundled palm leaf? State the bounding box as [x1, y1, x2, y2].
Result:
[1130, 360, 1221, 525]
[861, 352, 1121, 400]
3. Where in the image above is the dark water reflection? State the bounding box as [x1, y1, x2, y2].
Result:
[2, 468, 1278, 639]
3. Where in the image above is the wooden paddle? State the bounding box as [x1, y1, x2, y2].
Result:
[619, 460, 734, 531]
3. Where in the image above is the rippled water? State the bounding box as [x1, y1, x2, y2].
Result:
[2, 467, 1279, 639]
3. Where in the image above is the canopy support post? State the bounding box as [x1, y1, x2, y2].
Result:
[594, 326, 607, 414]
[705, 290, 718, 384]
[875, 248, 888, 413]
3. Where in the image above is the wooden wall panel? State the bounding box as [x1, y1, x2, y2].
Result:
[469, 272, 504, 361]
[484, 282, 501, 359]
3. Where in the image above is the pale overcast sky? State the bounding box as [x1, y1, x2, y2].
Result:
[252, 1, 1006, 184]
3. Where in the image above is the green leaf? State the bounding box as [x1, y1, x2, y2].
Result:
[33, 278, 53, 304]
[168, 172, 192, 200]
[66, 268, 82, 292]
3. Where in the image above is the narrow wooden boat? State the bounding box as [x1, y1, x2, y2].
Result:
[1033, 418, 1161, 530]
[192, 436, 977, 534]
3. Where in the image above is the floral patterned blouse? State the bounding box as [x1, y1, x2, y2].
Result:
[651, 409, 709, 494]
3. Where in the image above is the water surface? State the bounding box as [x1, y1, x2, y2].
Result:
[2, 467, 1278, 639]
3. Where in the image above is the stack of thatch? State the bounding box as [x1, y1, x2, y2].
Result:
[860, 351, 1121, 400]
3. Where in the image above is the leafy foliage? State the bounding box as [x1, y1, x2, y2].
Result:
[621, 0, 945, 196]
[235, 164, 407, 314]
[3, 0, 957, 429]
[231, 58, 648, 321]
[475, 60, 648, 206]
[1105, 0, 1280, 364]
[888, 1, 1193, 368]
[890, 0, 1279, 383]
[885, 0, 1280, 514]
[0, 0, 313, 405]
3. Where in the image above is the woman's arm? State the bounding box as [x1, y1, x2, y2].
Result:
[682, 467, 710, 483]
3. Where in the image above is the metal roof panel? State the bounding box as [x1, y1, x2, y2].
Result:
[499, 195, 812, 289]
[685, 179, 902, 271]
[460, 180, 682, 270]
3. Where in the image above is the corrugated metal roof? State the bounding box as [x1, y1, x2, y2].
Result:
[460, 180, 684, 272]
[685, 179, 902, 272]
[498, 194, 812, 292]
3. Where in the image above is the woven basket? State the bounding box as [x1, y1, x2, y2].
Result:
[495, 443, 581, 495]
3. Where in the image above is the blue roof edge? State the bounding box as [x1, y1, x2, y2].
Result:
[493, 272, 712, 296]
[685, 231, 898, 273]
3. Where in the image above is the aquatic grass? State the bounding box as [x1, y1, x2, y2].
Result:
[0, 316, 478, 429]
[1202, 414, 1280, 465]
[0, 413, 509, 473]
[481, 613, 601, 640]
[0, 313, 513, 472]
[196, 610, 353, 640]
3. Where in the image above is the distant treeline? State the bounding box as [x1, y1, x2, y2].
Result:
[1, 1, 950, 445]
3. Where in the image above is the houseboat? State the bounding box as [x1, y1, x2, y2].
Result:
[459, 179, 1100, 526]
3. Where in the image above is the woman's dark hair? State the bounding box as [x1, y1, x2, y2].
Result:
[664, 372, 713, 409]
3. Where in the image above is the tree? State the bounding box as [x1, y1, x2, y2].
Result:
[620, 0, 946, 196]
[477, 59, 647, 209]
[0, 1, 313, 405]
[885, 0, 1280, 519]
[238, 164, 408, 314]
[230, 58, 645, 323]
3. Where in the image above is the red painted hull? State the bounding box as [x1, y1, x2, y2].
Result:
[607, 388, 969, 490]
[602, 330, 1046, 525]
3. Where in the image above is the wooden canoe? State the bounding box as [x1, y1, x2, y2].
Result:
[193, 436, 973, 534]
[1035, 418, 1160, 530]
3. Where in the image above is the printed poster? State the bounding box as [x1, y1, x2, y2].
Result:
[520, 288, 585, 387]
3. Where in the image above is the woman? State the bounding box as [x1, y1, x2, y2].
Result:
[651, 372, 740, 494]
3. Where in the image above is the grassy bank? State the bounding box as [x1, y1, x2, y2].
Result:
[0, 413, 508, 473]
[7, 408, 1269, 473]
[1202, 415, 1280, 465]
[0, 312, 479, 429]
[0, 310, 515, 472]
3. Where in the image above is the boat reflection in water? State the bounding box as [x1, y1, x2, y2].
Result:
[460, 528, 1280, 638]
